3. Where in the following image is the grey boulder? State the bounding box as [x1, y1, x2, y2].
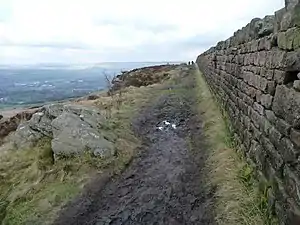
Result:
[51, 112, 114, 157]
[11, 103, 115, 158]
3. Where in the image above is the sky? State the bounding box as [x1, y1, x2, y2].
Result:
[0, 0, 284, 64]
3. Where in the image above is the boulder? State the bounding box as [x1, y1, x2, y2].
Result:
[11, 103, 114, 158]
[51, 112, 114, 157]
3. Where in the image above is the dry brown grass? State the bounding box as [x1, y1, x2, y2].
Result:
[0, 83, 163, 225]
[194, 68, 277, 225]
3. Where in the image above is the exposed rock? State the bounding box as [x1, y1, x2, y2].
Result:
[0, 115, 3, 120]
[293, 80, 300, 91]
[256, 15, 275, 38]
[273, 85, 300, 128]
[87, 95, 100, 100]
[291, 128, 300, 147]
[0, 110, 37, 140]
[51, 112, 114, 157]
[12, 104, 114, 158]
[286, 0, 299, 10]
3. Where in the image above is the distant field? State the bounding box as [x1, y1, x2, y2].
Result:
[0, 62, 181, 110]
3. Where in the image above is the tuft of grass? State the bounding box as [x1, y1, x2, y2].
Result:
[194, 68, 278, 225]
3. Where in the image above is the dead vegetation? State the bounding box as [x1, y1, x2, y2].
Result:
[194, 68, 277, 225]
[0, 67, 169, 224]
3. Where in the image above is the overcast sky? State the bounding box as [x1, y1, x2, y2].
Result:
[0, 0, 284, 64]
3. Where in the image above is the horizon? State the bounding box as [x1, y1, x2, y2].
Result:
[0, 0, 284, 64]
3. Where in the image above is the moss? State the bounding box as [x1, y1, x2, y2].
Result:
[293, 28, 300, 49]
[292, 4, 300, 27]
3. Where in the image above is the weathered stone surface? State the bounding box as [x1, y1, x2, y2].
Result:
[293, 80, 300, 91]
[279, 138, 298, 163]
[285, 51, 300, 72]
[51, 112, 114, 157]
[254, 102, 265, 115]
[11, 103, 114, 158]
[274, 70, 287, 84]
[273, 85, 300, 128]
[275, 8, 287, 32]
[269, 126, 283, 150]
[286, 0, 300, 10]
[0, 110, 37, 140]
[291, 128, 300, 147]
[196, 5, 300, 222]
[281, 10, 293, 31]
[266, 81, 276, 95]
[260, 94, 273, 109]
[283, 165, 300, 205]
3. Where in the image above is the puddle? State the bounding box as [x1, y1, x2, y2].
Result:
[156, 120, 177, 131]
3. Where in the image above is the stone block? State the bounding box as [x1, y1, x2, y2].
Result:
[254, 102, 265, 115]
[294, 80, 300, 91]
[285, 51, 300, 72]
[266, 81, 276, 95]
[293, 28, 300, 49]
[266, 110, 277, 124]
[269, 126, 283, 150]
[277, 118, 292, 136]
[278, 28, 295, 50]
[256, 90, 263, 103]
[273, 85, 300, 128]
[261, 136, 284, 173]
[260, 94, 273, 109]
[274, 70, 287, 84]
[272, 49, 287, 69]
[283, 166, 300, 206]
[291, 128, 300, 148]
[279, 137, 298, 163]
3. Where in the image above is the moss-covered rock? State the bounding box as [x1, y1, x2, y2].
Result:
[292, 3, 300, 27]
[293, 28, 300, 49]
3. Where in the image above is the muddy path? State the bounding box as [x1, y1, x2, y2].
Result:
[54, 71, 215, 225]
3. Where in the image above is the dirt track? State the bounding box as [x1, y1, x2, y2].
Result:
[54, 70, 215, 225]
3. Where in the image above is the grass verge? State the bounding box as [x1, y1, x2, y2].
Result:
[0, 83, 162, 225]
[194, 68, 278, 225]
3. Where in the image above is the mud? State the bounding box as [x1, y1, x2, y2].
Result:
[54, 73, 215, 225]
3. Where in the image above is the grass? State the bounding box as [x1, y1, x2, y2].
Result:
[0, 83, 162, 225]
[194, 68, 278, 225]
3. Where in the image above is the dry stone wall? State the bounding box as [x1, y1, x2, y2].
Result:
[197, 1, 300, 224]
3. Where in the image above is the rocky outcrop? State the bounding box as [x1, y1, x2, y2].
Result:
[12, 104, 115, 158]
[197, 1, 300, 224]
[0, 110, 38, 140]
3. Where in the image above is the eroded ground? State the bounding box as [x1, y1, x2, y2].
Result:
[54, 69, 215, 225]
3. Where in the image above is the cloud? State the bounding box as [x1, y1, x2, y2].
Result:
[0, 0, 285, 64]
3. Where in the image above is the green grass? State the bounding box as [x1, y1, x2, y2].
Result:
[194, 68, 278, 225]
[0, 83, 163, 225]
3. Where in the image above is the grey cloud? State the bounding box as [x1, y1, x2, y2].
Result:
[95, 18, 178, 33]
[0, 40, 89, 50]
[99, 35, 215, 62]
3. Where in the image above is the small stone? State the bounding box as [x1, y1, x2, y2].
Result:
[297, 72, 300, 80]
[294, 80, 300, 91]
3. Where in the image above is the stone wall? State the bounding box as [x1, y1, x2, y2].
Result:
[196, 1, 300, 224]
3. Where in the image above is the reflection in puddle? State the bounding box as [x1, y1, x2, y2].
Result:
[156, 120, 177, 131]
